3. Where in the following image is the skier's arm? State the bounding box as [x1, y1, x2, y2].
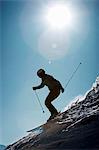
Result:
[57, 81, 64, 93]
[32, 82, 45, 90]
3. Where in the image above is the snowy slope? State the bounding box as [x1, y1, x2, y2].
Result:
[59, 77, 99, 126]
[6, 77, 99, 150]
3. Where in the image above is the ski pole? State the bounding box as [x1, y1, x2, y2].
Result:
[64, 62, 82, 90]
[34, 90, 45, 113]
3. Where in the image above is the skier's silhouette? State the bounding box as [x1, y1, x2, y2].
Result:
[33, 69, 64, 121]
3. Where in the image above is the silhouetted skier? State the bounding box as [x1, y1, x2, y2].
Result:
[33, 69, 64, 121]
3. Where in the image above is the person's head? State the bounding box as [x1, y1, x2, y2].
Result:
[37, 69, 45, 78]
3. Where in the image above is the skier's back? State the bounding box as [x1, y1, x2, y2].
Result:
[33, 69, 64, 121]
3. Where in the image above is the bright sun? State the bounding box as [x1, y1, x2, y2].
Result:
[46, 4, 73, 29]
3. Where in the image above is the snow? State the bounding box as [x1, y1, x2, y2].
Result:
[63, 76, 99, 112]
[57, 77, 99, 129]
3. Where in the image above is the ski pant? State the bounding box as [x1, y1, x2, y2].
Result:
[45, 87, 60, 116]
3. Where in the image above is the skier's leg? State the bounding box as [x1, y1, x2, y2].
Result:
[45, 88, 60, 117]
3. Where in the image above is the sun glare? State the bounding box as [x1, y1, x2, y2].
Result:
[46, 4, 73, 29]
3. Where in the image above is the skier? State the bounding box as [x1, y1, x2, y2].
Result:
[32, 69, 64, 121]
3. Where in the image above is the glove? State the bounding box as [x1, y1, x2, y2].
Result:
[61, 88, 64, 93]
[32, 87, 37, 90]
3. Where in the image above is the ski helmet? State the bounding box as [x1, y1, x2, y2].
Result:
[37, 69, 45, 77]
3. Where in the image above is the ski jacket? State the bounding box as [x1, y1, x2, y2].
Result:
[36, 74, 63, 91]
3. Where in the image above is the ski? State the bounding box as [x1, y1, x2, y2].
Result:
[27, 112, 61, 132]
[27, 124, 44, 132]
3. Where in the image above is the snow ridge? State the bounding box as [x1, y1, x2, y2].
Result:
[58, 76, 99, 126]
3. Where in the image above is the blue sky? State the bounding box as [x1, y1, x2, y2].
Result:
[1, 0, 99, 146]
